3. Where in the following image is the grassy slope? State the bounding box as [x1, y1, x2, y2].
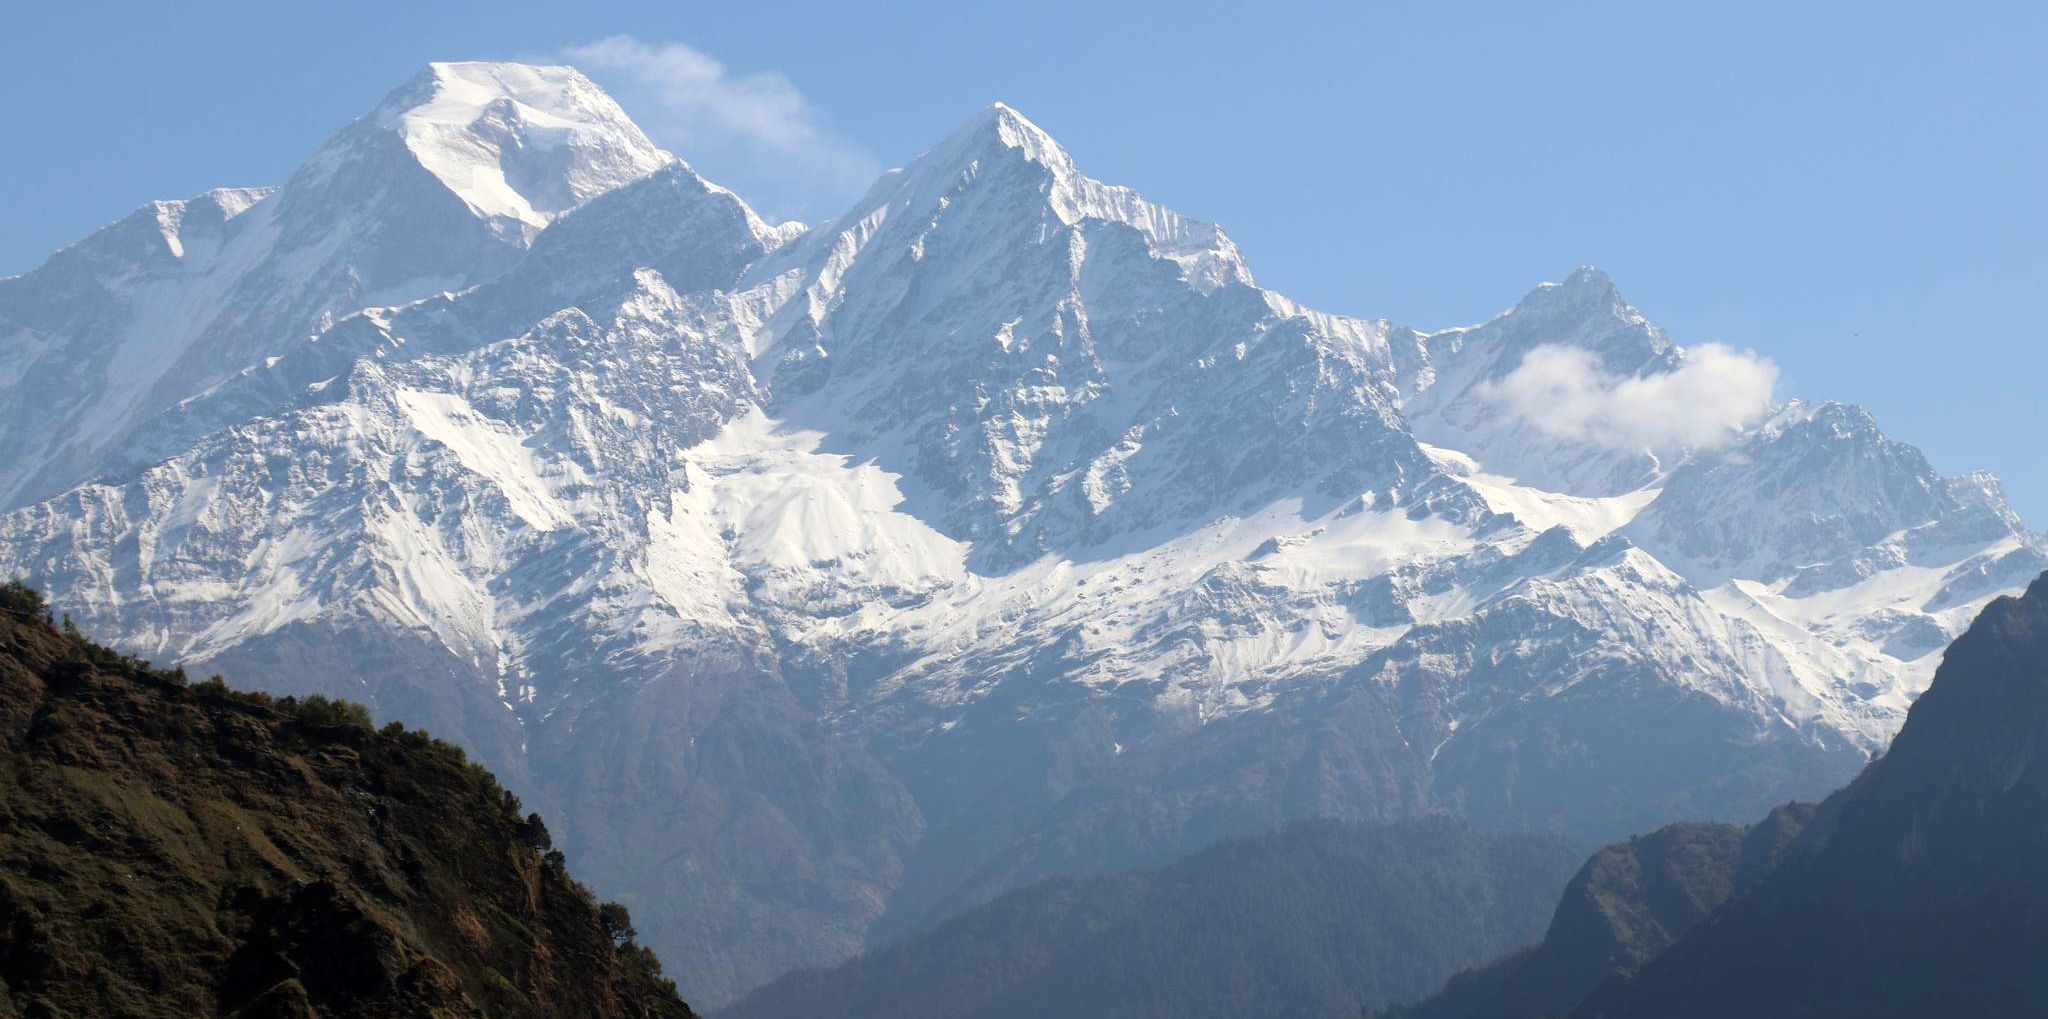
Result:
[0, 582, 696, 1019]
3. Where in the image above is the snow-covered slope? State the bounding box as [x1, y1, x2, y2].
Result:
[1, 70, 2036, 1006]
[374, 61, 671, 241]
[730, 102, 1470, 565]
[0, 61, 667, 511]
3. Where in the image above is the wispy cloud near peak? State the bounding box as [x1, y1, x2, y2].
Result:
[562, 36, 878, 224]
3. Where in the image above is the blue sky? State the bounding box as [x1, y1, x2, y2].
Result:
[6, 1, 2044, 519]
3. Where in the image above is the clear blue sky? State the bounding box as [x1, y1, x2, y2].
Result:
[6, 1, 2043, 520]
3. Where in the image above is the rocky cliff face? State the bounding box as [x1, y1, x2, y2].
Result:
[0, 582, 696, 1018]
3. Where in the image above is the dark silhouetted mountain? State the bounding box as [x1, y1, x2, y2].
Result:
[1570, 571, 2048, 1017]
[0, 582, 695, 1019]
[1393, 570, 2048, 1019]
[719, 818, 1583, 1019]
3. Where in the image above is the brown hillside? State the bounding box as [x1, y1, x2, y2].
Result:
[0, 582, 697, 1019]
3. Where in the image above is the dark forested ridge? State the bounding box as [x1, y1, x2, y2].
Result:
[0, 582, 695, 1019]
[721, 817, 1585, 1019]
[1394, 570, 2048, 1019]
[1572, 571, 2048, 1017]
[1380, 804, 1817, 1019]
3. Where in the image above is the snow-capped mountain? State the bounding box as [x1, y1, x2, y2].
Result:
[1, 64, 2036, 1006]
[1399, 268, 1681, 495]
[0, 61, 668, 511]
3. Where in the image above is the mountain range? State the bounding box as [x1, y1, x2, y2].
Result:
[2, 61, 2038, 1005]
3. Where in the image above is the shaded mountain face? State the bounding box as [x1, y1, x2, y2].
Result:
[0, 583, 694, 1019]
[722, 818, 1584, 1019]
[1, 63, 2039, 1003]
[1567, 571, 2048, 1018]
[1382, 804, 1816, 1019]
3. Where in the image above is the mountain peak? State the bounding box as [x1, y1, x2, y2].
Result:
[971, 101, 1054, 144]
[1486, 265, 1670, 369]
[863, 100, 1251, 291]
[382, 60, 606, 124]
[919, 100, 1077, 184]
[1563, 264, 1614, 289]
[1511, 266, 1624, 315]
[350, 59, 669, 237]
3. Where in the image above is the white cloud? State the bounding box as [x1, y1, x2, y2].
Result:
[563, 36, 879, 223]
[1481, 342, 1779, 452]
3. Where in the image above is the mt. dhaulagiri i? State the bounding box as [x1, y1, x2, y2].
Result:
[2, 61, 2038, 1005]
[0, 582, 694, 1018]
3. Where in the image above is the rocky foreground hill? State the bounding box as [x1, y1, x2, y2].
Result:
[0, 581, 694, 1019]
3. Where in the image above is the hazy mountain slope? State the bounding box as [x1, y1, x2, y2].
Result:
[1382, 804, 1815, 1019]
[1, 63, 2039, 1004]
[723, 818, 1584, 1019]
[0, 582, 694, 1019]
[1571, 571, 2048, 1017]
